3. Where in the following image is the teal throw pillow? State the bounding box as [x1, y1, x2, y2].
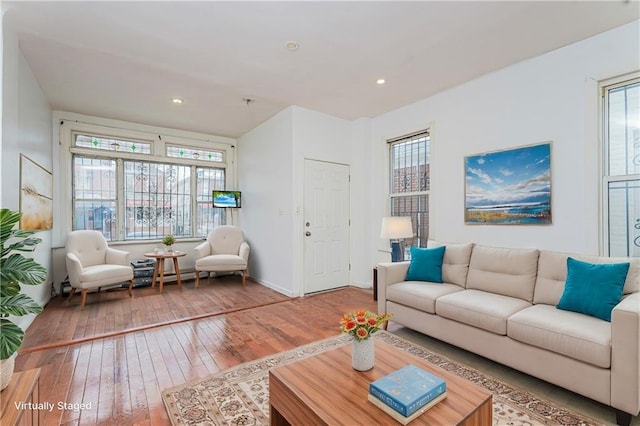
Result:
[556, 257, 630, 322]
[405, 246, 446, 283]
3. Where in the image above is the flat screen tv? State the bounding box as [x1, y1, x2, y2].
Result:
[212, 190, 241, 208]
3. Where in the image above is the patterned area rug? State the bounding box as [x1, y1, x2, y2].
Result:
[162, 331, 603, 425]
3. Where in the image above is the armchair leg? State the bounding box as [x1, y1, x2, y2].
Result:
[80, 289, 88, 310]
[242, 270, 247, 287]
[67, 287, 76, 302]
[127, 279, 134, 298]
[195, 270, 200, 288]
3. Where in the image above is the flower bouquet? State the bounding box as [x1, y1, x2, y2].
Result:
[340, 310, 392, 341]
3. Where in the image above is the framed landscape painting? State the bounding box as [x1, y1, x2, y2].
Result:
[20, 154, 53, 230]
[465, 142, 551, 225]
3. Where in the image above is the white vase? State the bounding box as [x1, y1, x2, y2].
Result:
[351, 338, 375, 371]
[0, 354, 16, 391]
[165, 245, 173, 253]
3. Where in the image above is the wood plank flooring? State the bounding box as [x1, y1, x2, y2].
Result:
[12, 278, 377, 425]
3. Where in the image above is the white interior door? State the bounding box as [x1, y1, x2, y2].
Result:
[303, 159, 350, 294]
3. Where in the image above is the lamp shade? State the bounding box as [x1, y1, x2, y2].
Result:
[380, 216, 413, 239]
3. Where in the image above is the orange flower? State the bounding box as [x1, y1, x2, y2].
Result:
[340, 310, 393, 341]
[356, 327, 369, 339]
[343, 320, 356, 332]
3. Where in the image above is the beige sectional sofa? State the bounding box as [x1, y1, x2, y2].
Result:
[376, 242, 640, 425]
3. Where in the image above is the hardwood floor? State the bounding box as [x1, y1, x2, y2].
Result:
[13, 278, 378, 425]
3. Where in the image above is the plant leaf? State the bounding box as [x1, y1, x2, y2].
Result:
[0, 254, 47, 286]
[0, 319, 23, 360]
[0, 209, 22, 245]
[0, 281, 20, 297]
[0, 294, 42, 317]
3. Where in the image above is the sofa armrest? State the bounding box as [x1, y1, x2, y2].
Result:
[105, 247, 130, 266]
[611, 292, 640, 416]
[376, 261, 410, 314]
[194, 241, 211, 260]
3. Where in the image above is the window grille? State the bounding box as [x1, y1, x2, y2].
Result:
[388, 130, 431, 255]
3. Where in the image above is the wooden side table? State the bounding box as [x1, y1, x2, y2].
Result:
[0, 368, 41, 425]
[143, 251, 186, 293]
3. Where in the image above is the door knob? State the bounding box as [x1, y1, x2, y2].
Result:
[305, 231, 311, 236]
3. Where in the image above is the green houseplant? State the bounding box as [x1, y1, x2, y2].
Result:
[162, 234, 176, 251]
[0, 208, 46, 388]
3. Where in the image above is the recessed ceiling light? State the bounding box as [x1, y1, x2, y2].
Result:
[172, 97, 183, 104]
[376, 79, 386, 85]
[285, 41, 299, 51]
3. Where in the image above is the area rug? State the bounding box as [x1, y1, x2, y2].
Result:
[162, 331, 602, 426]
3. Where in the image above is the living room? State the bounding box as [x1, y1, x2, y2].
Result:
[1, 1, 639, 425]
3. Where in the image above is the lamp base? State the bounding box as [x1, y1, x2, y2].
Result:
[390, 241, 404, 262]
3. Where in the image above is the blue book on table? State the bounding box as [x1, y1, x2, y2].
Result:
[369, 364, 446, 417]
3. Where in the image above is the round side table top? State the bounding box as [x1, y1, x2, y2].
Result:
[143, 251, 186, 259]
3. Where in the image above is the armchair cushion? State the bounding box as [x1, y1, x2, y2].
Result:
[196, 254, 247, 271]
[73, 264, 134, 290]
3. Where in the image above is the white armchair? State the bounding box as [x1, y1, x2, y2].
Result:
[65, 230, 134, 310]
[194, 226, 250, 287]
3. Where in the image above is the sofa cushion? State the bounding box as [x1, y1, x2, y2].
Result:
[508, 304, 611, 368]
[436, 289, 531, 335]
[556, 257, 629, 322]
[386, 282, 464, 314]
[534, 250, 640, 306]
[427, 241, 473, 287]
[405, 246, 445, 282]
[466, 245, 539, 301]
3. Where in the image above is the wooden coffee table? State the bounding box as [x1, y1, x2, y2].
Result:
[269, 338, 492, 425]
[143, 251, 186, 293]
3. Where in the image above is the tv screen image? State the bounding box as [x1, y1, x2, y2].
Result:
[212, 190, 241, 208]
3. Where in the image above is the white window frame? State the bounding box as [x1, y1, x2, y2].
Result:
[387, 128, 431, 253]
[600, 72, 640, 257]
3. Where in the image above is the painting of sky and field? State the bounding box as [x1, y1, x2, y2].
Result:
[465, 143, 551, 225]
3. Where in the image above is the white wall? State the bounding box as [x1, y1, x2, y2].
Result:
[367, 20, 640, 267]
[238, 107, 295, 295]
[2, 18, 54, 329]
[238, 106, 355, 296]
[291, 106, 354, 293]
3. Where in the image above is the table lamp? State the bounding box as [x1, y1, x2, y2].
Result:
[380, 216, 413, 262]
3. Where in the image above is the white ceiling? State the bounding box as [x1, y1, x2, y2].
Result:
[4, 1, 639, 138]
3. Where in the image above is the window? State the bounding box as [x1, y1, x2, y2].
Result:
[75, 134, 152, 154]
[388, 130, 430, 255]
[72, 157, 117, 239]
[166, 145, 224, 162]
[70, 131, 230, 241]
[602, 75, 640, 257]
